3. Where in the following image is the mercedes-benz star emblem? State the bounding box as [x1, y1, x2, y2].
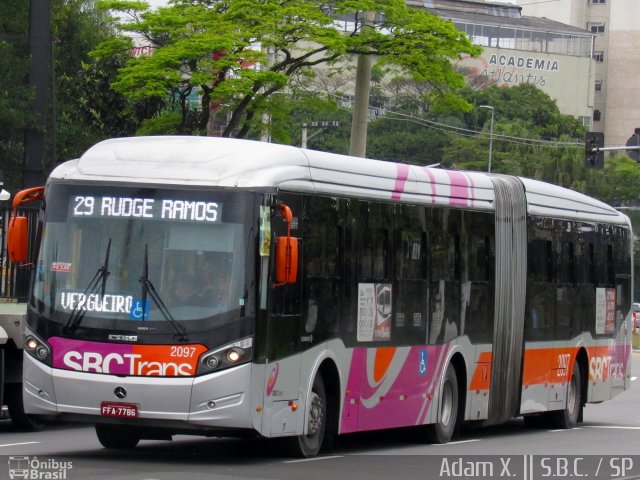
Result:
[114, 386, 127, 399]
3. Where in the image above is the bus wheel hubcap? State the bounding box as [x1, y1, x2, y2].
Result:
[567, 375, 577, 413]
[308, 392, 323, 435]
[441, 382, 453, 427]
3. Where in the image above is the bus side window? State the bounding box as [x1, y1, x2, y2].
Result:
[393, 216, 428, 345]
[525, 218, 555, 341]
[302, 196, 341, 342]
[464, 211, 495, 344]
[429, 208, 462, 345]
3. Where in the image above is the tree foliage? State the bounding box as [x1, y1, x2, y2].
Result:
[53, 0, 164, 165]
[0, 0, 162, 193]
[279, 81, 640, 210]
[0, 0, 32, 191]
[94, 0, 481, 137]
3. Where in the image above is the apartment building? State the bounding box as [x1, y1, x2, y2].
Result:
[514, 0, 640, 147]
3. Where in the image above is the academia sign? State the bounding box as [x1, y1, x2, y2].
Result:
[489, 54, 560, 72]
[455, 47, 593, 118]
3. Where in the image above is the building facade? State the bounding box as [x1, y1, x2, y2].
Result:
[514, 0, 640, 147]
[414, 0, 596, 123]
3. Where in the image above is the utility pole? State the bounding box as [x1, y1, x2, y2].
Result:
[260, 45, 274, 143]
[478, 105, 494, 173]
[349, 11, 375, 158]
[24, 0, 52, 188]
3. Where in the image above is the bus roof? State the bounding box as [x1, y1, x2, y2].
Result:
[51, 136, 627, 225]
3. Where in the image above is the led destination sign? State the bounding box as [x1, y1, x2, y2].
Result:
[70, 195, 221, 223]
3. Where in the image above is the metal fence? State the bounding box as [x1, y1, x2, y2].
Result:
[1, 206, 40, 301]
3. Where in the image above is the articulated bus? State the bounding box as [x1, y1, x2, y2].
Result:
[7, 136, 632, 456]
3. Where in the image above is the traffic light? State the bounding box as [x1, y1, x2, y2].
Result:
[625, 128, 640, 162]
[585, 132, 604, 169]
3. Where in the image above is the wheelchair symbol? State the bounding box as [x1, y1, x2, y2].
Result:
[129, 299, 149, 320]
[419, 350, 428, 376]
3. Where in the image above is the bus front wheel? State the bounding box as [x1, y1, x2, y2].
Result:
[285, 373, 326, 457]
[5, 384, 45, 431]
[424, 363, 459, 444]
[95, 424, 140, 449]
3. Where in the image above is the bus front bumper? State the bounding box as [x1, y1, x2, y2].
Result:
[23, 353, 254, 430]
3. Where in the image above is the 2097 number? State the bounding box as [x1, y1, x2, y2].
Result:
[557, 353, 571, 377]
[171, 346, 196, 358]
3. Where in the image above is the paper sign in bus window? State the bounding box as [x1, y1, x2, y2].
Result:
[595, 287, 616, 335]
[357, 283, 392, 342]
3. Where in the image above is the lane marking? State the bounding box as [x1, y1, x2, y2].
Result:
[0, 441, 41, 448]
[584, 425, 640, 431]
[283, 455, 344, 464]
[631, 377, 637, 381]
[548, 427, 583, 433]
[431, 439, 481, 446]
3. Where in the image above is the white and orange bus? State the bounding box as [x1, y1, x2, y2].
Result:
[8, 136, 632, 456]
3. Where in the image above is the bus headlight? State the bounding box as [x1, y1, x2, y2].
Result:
[24, 330, 52, 366]
[226, 348, 242, 363]
[197, 336, 253, 375]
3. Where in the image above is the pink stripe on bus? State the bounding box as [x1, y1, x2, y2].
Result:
[391, 164, 410, 200]
[421, 167, 438, 203]
[445, 171, 473, 207]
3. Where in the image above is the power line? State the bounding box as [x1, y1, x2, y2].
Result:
[323, 92, 583, 148]
[384, 110, 582, 148]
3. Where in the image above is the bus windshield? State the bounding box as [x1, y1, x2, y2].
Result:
[32, 183, 255, 335]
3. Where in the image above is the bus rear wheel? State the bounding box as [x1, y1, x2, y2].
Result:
[284, 373, 326, 457]
[95, 424, 140, 449]
[424, 363, 459, 444]
[547, 361, 582, 429]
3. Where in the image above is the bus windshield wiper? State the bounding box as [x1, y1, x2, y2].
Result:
[64, 238, 111, 334]
[138, 244, 188, 342]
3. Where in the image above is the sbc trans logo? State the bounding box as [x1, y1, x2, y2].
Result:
[8, 456, 72, 479]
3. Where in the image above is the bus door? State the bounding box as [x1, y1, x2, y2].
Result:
[263, 196, 303, 436]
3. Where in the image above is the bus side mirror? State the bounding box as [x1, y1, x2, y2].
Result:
[7, 186, 45, 264]
[273, 202, 299, 286]
[8, 216, 29, 263]
[275, 236, 299, 284]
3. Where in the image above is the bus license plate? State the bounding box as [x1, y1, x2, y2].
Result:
[100, 402, 138, 418]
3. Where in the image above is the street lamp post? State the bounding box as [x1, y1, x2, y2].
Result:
[479, 105, 494, 173]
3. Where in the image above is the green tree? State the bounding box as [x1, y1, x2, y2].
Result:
[587, 155, 640, 205]
[94, 0, 480, 137]
[1, 0, 160, 193]
[0, 0, 32, 192]
[438, 84, 590, 189]
[458, 84, 585, 139]
[53, 0, 164, 166]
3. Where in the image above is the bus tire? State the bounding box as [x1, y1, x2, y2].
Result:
[425, 363, 459, 444]
[5, 383, 45, 431]
[95, 424, 140, 449]
[284, 373, 326, 458]
[547, 361, 582, 429]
